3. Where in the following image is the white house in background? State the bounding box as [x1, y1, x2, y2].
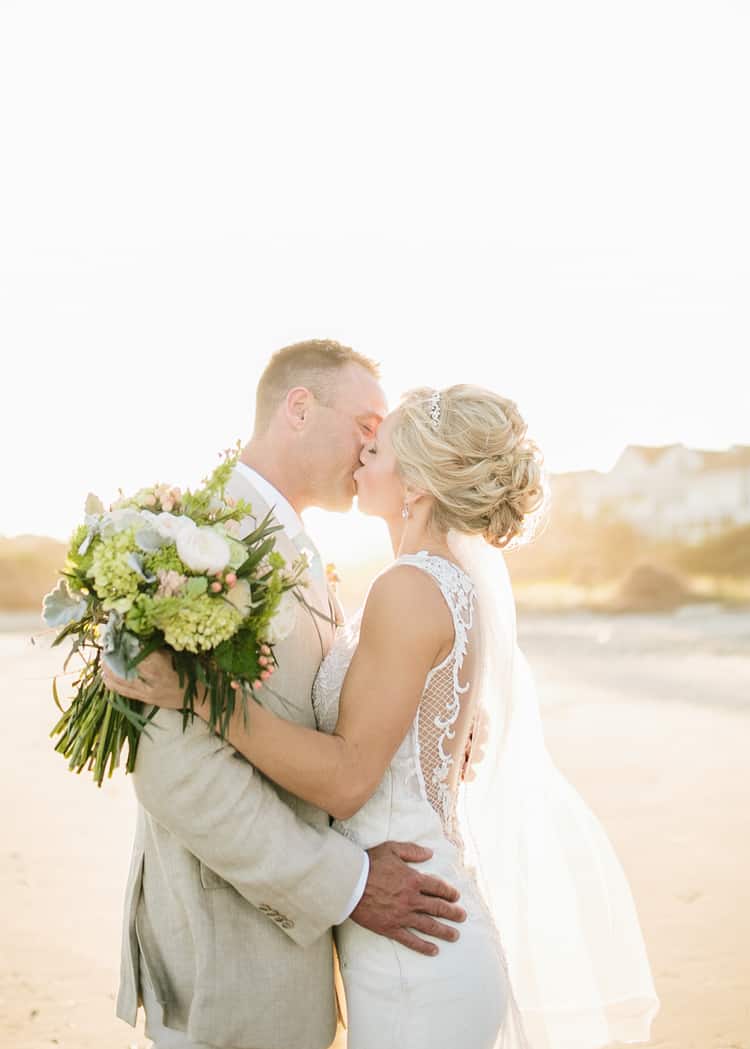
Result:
[553, 444, 750, 541]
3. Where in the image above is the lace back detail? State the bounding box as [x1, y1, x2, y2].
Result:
[396, 552, 477, 846]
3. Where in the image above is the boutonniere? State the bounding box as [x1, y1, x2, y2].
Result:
[326, 562, 341, 591]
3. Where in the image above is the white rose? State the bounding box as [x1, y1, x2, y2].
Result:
[224, 578, 252, 616]
[99, 508, 146, 536]
[176, 525, 231, 574]
[152, 512, 197, 542]
[265, 590, 298, 644]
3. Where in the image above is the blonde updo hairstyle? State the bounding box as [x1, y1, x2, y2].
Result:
[390, 385, 547, 550]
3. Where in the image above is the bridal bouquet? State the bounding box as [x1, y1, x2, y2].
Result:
[43, 446, 309, 786]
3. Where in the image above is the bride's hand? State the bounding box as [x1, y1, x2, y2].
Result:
[100, 650, 196, 712]
[461, 703, 490, 783]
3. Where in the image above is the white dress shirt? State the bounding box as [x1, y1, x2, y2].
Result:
[233, 461, 369, 922]
[233, 461, 306, 539]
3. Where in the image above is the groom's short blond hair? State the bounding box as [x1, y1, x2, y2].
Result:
[254, 339, 381, 434]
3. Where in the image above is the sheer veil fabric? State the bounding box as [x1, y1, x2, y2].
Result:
[447, 530, 660, 1049]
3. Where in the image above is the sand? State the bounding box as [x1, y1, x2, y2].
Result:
[1, 608, 748, 1049]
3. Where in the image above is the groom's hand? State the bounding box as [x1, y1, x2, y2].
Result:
[350, 841, 466, 956]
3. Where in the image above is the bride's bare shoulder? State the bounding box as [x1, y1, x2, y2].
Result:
[360, 563, 453, 648]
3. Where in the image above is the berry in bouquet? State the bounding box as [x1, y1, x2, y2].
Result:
[42, 445, 309, 786]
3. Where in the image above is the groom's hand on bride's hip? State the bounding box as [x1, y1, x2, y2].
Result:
[349, 841, 466, 956]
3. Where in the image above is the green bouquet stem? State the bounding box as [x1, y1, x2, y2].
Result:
[50, 671, 156, 788]
[48, 646, 256, 787]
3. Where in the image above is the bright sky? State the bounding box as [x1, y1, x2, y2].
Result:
[1, 2, 747, 565]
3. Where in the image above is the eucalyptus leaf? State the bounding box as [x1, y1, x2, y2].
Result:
[99, 610, 123, 654]
[125, 552, 157, 583]
[42, 580, 88, 628]
[101, 631, 142, 680]
[77, 528, 97, 557]
[186, 576, 208, 596]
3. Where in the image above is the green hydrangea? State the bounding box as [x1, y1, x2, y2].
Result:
[124, 594, 158, 636]
[69, 522, 89, 555]
[66, 522, 95, 578]
[87, 530, 141, 611]
[143, 543, 187, 577]
[149, 593, 242, 653]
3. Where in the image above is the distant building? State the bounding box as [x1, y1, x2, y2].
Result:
[553, 443, 750, 541]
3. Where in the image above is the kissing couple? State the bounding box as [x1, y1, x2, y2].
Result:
[103, 340, 659, 1049]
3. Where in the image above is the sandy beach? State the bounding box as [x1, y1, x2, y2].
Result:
[2, 608, 749, 1049]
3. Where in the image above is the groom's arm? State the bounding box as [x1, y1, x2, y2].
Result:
[133, 706, 366, 948]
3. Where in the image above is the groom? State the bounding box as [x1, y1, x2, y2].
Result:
[115, 340, 466, 1049]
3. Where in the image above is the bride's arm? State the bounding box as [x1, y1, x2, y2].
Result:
[210, 565, 451, 819]
[107, 565, 451, 820]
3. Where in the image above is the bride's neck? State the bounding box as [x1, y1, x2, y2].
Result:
[387, 517, 452, 561]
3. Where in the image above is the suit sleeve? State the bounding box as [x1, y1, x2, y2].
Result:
[132, 707, 367, 948]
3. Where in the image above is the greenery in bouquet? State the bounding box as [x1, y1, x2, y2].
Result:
[43, 444, 309, 786]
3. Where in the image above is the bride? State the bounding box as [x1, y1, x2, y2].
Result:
[108, 385, 660, 1049]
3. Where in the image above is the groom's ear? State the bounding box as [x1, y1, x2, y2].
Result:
[285, 386, 313, 429]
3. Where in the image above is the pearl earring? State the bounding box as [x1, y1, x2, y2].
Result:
[401, 503, 410, 520]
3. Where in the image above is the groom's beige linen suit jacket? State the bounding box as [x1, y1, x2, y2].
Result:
[116, 468, 366, 1049]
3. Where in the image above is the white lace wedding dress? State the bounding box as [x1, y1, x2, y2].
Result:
[313, 552, 529, 1049]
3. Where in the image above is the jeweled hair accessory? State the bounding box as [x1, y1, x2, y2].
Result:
[429, 390, 441, 428]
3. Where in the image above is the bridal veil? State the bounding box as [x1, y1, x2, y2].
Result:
[448, 530, 660, 1049]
